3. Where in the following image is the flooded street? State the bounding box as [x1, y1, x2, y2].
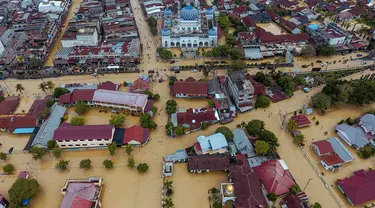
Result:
[0, 70, 374, 207]
[258, 22, 287, 35]
[44, 0, 83, 66]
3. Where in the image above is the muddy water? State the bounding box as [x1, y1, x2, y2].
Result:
[44, 0, 83, 66]
[257, 22, 287, 35]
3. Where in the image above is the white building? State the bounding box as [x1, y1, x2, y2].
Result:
[61, 27, 99, 47]
[227, 70, 254, 112]
[54, 123, 115, 148]
[161, 2, 218, 48]
[0, 41, 4, 57]
[38, 0, 68, 13]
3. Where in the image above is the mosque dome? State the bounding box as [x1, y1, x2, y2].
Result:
[226, 184, 234, 193]
[161, 29, 170, 36]
[164, 8, 172, 16]
[208, 28, 217, 36]
[180, 5, 199, 20]
[206, 8, 213, 15]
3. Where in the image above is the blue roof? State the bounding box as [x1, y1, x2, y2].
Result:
[164, 8, 172, 15]
[13, 128, 35, 134]
[185, 5, 194, 10]
[161, 29, 170, 36]
[206, 8, 213, 15]
[208, 28, 217, 36]
[307, 24, 319, 30]
[181, 5, 199, 20]
[327, 137, 354, 162]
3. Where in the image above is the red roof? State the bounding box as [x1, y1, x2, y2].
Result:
[71, 197, 93, 208]
[59, 93, 72, 104]
[321, 154, 344, 166]
[229, 155, 268, 208]
[281, 194, 303, 208]
[241, 16, 256, 28]
[17, 171, 30, 179]
[233, 5, 249, 14]
[27, 97, 51, 116]
[177, 107, 218, 130]
[0, 115, 37, 132]
[312, 140, 334, 155]
[254, 159, 297, 195]
[59, 89, 95, 104]
[98, 81, 118, 91]
[123, 125, 149, 144]
[291, 115, 311, 127]
[53, 123, 114, 141]
[172, 81, 208, 96]
[129, 79, 150, 93]
[0, 96, 20, 115]
[337, 169, 375, 206]
[188, 155, 230, 171]
[259, 32, 310, 44]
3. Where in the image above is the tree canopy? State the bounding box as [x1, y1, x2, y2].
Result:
[157, 48, 173, 60]
[166, 99, 177, 115]
[316, 44, 335, 56]
[246, 120, 265, 136]
[53, 87, 69, 98]
[109, 114, 125, 127]
[71, 116, 85, 126]
[0, 152, 7, 160]
[75, 101, 88, 115]
[79, 159, 92, 169]
[103, 159, 114, 169]
[8, 178, 40, 206]
[3, 164, 15, 174]
[311, 92, 331, 109]
[254, 72, 272, 86]
[255, 96, 271, 108]
[107, 142, 117, 156]
[230, 60, 246, 70]
[137, 163, 149, 173]
[254, 140, 270, 156]
[55, 160, 69, 171]
[215, 126, 234, 141]
[175, 126, 184, 136]
[140, 113, 157, 129]
[47, 140, 57, 150]
[30, 146, 47, 160]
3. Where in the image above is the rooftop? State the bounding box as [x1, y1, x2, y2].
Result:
[123, 125, 149, 144]
[188, 155, 231, 171]
[312, 140, 334, 155]
[174, 107, 219, 130]
[92, 89, 148, 108]
[321, 154, 344, 166]
[54, 123, 114, 141]
[291, 115, 312, 127]
[0, 96, 20, 115]
[196, 132, 228, 152]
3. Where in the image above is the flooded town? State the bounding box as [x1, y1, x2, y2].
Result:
[0, 0, 375, 208]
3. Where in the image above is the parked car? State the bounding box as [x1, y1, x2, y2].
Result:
[361, 61, 367, 65]
[175, 70, 180, 73]
[259, 66, 266, 70]
[311, 67, 321, 72]
[170, 60, 175, 64]
[316, 60, 322, 63]
[302, 65, 309, 68]
[191, 69, 198, 73]
[356, 54, 363, 57]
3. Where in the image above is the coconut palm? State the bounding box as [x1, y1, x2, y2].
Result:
[38, 82, 47, 94]
[15, 84, 24, 94]
[164, 180, 173, 190]
[46, 81, 55, 91]
[162, 198, 174, 208]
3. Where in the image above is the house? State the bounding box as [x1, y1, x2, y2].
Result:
[291, 115, 312, 128]
[280, 193, 310, 208]
[241, 16, 256, 29]
[60, 177, 103, 208]
[97, 81, 119, 91]
[311, 140, 334, 156]
[0, 96, 20, 115]
[337, 169, 375, 206]
[278, 0, 298, 10]
[123, 125, 149, 146]
[335, 124, 369, 149]
[129, 78, 150, 93]
[0, 194, 9, 208]
[171, 77, 208, 98]
[250, 12, 271, 23]
[232, 128, 255, 157]
[266, 85, 288, 102]
[0, 115, 37, 134]
[359, 114, 375, 135]
[54, 123, 115, 149]
[254, 159, 297, 195]
[27, 96, 53, 117]
[188, 155, 231, 173]
[59, 89, 96, 105]
[227, 70, 254, 112]
[327, 137, 354, 163]
[30, 104, 67, 149]
[171, 107, 220, 130]
[320, 154, 344, 171]
[228, 155, 268, 208]
[194, 133, 228, 155]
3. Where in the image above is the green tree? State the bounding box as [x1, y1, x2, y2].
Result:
[259, 130, 279, 150]
[30, 146, 47, 160]
[127, 158, 135, 168]
[55, 160, 69, 171]
[150, 27, 158, 36]
[15, 84, 25, 94]
[246, 120, 265, 136]
[125, 145, 133, 156]
[109, 114, 125, 127]
[140, 113, 157, 129]
[166, 99, 177, 114]
[226, 33, 236, 46]
[350, 80, 375, 105]
[311, 202, 322, 208]
[103, 159, 114, 169]
[151, 106, 158, 115]
[230, 60, 246, 70]
[217, 14, 230, 29]
[164, 180, 173, 189]
[46, 81, 55, 91]
[289, 185, 301, 194]
[254, 72, 272, 86]
[267, 193, 277, 202]
[137, 163, 149, 173]
[147, 17, 157, 27]
[152, 93, 160, 101]
[255, 95, 271, 108]
[322, 80, 353, 106]
[157, 48, 173, 60]
[276, 75, 294, 97]
[229, 48, 244, 60]
[208, 100, 215, 107]
[79, 159, 92, 169]
[293, 76, 305, 86]
[52, 147, 62, 158]
[166, 122, 174, 136]
[357, 145, 375, 159]
[71, 116, 85, 126]
[2, 164, 15, 174]
[8, 178, 40, 206]
[38, 82, 47, 94]
[144, 90, 153, 99]
[107, 142, 117, 156]
[301, 44, 316, 57]
[293, 134, 305, 146]
[162, 198, 174, 208]
[287, 120, 298, 132]
[0, 152, 7, 160]
[254, 140, 270, 156]
[316, 44, 335, 56]
[168, 76, 177, 86]
[47, 140, 57, 150]
[215, 126, 234, 141]
[0, 96, 5, 101]
[46, 100, 56, 107]
[75, 101, 88, 115]
[311, 92, 331, 109]
[201, 122, 209, 130]
[53, 87, 69, 98]
[175, 126, 184, 136]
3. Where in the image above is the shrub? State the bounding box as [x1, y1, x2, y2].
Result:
[52, 147, 62, 158]
[55, 160, 69, 171]
[75, 101, 88, 115]
[201, 122, 209, 130]
[357, 145, 375, 159]
[267, 193, 277, 202]
[315, 121, 320, 125]
[2, 164, 15, 174]
[71, 116, 85, 126]
[103, 159, 114, 169]
[137, 163, 149, 173]
[289, 185, 301, 194]
[255, 95, 271, 108]
[0, 152, 7, 160]
[47, 140, 57, 149]
[127, 158, 135, 168]
[79, 159, 92, 169]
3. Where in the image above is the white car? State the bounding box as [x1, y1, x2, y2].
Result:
[361, 61, 367, 65]
[191, 70, 198, 73]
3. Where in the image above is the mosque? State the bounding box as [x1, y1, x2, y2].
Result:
[161, 1, 218, 48]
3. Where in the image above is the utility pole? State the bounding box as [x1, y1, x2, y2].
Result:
[304, 178, 313, 190]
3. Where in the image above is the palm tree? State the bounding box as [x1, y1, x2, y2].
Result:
[46, 81, 55, 91]
[15, 84, 24, 94]
[38, 82, 47, 94]
[164, 180, 173, 190]
[162, 198, 174, 208]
